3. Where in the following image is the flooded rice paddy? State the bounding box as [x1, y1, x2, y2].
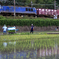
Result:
[0, 39, 59, 59]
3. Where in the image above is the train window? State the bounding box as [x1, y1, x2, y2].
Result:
[48, 10, 50, 11]
[31, 8, 33, 11]
[26, 8, 28, 11]
[42, 9, 44, 11]
[54, 10, 56, 12]
[52, 10, 53, 11]
[29, 9, 30, 11]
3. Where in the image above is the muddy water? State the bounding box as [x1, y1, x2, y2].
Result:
[0, 50, 37, 59]
[0, 41, 59, 59]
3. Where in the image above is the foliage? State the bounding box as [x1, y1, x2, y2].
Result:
[0, 0, 59, 9]
[0, 17, 59, 26]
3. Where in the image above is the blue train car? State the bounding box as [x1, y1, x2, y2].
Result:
[1, 6, 37, 16]
[1, 6, 14, 13]
[0, 5, 2, 13]
[15, 7, 37, 14]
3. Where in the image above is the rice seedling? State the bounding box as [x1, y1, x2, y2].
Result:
[0, 33, 59, 54]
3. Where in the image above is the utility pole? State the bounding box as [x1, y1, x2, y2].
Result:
[31, 0, 32, 7]
[54, 1, 56, 10]
[14, 0, 15, 19]
[54, 1, 57, 19]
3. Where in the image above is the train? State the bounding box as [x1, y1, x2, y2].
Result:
[0, 5, 59, 17]
[0, 5, 37, 16]
[36, 8, 59, 17]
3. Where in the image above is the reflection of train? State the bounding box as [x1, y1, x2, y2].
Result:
[0, 5, 59, 17]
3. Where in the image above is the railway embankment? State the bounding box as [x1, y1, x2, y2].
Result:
[0, 26, 58, 32]
[0, 16, 59, 32]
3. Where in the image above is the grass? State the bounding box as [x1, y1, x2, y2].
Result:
[0, 15, 59, 20]
[0, 34, 59, 41]
[0, 31, 59, 52]
[0, 31, 59, 41]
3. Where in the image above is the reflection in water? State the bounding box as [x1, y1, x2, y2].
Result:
[9, 41, 16, 45]
[37, 48, 59, 57]
[0, 50, 37, 59]
[0, 52, 1, 59]
[3, 42, 7, 47]
[1, 41, 37, 59]
[1, 41, 59, 59]
[3, 41, 16, 47]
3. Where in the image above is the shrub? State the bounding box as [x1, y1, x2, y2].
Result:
[0, 18, 59, 26]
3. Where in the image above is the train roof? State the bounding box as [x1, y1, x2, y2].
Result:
[36, 8, 56, 10]
[2, 5, 36, 8]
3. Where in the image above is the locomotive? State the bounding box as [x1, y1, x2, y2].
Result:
[0, 5, 37, 16]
